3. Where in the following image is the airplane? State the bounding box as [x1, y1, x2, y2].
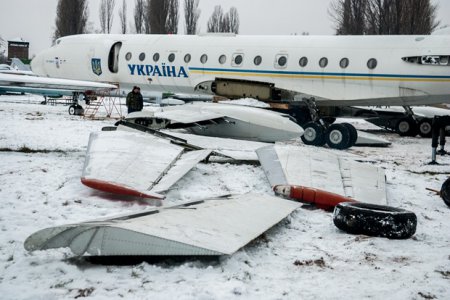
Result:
[30, 33, 450, 149]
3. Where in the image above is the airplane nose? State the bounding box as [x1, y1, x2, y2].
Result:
[31, 51, 45, 76]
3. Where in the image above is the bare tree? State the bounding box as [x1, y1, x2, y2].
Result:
[166, 0, 179, 34]
[228, 7, 239, 34]
[330, 0, 367, 35]
[53, 0, 89, 41]
[99, 0, 116, 33]
[134, 0, 146, 33]
[207, 5, 224, 33]
[184, 0, 200, 35]
[148, 0, 169, 34]
[330, 0, 439, 35]
[0, 36, 6, 64]
[119, 0, 127, 34]
[207, 5, 239, 33]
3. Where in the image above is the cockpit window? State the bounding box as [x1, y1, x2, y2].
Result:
[402, 55, 450, 66]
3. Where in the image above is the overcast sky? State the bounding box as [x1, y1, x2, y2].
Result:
[1, 0, 449, 57]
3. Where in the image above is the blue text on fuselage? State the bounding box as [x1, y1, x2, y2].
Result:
[128, 64, 188, 78]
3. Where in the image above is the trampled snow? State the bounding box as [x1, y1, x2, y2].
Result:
[0, 95, 449, 299]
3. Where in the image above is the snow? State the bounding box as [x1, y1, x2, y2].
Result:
[1, 95, 450, 299]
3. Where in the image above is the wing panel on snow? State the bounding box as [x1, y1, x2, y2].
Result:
[154, 109, 225, 124]
[24, 194, 300, 256]
[81, 131, 203, 198]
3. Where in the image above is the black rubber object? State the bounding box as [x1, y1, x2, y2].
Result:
[333, 202, 417, 239]
[341, 123, 358, 147]
[326, 123, 351, 150]
[440, 178, 450, 208]
[395, 117, 418, 137]
[301, 122, 326, 146]
[418, 118, 432, 138]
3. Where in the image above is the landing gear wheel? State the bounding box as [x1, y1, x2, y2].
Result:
[341, 123, 358, 147]
[395, 118, 418, 137]
[68, 105, 76, 115]
[333, 202, 417, 239]
[325, 124, 351, 150]
[301, 122, 326, 146]
[440, 178, 450, 208]
[418, 118, 432, 138]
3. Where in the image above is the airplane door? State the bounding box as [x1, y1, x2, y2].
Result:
[108, 42, 122, 74]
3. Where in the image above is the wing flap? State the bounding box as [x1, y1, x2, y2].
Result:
[257, 145, 387, 205]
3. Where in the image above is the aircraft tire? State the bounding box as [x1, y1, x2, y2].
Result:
[440, 178, 450, 208]
[68, 105, 76, 115]
[341, 123, 358, 146]
[301, 122, 326, 146]
[325, 124, 351, 150]
[418, 118, 432, 138]
[395, 118, 419, 137]
[333, 202, 417, 239]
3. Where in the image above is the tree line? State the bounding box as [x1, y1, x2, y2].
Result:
[53, 0, 239, 41]
[330, 0, 440, 35]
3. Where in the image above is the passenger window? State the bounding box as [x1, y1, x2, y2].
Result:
[139, 53, 145, 61]
[340, 58, 349, 69]
[200, 54, 208, 64]
[233, 54, 243, 66]
[319, 57, 328, 68]
[367, 58, 377, 69]
[153, 53, 160, 62]
[254, 56, 262, 66]
[299, 57, 308, 67]
[219, 55, 227, 64]
[125, 52, 132, 61]
[278, 56, 287, 67]
[168, 53, 175, 62]
[184, 54, 191, 63]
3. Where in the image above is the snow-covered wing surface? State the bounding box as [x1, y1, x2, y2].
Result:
[24, 194, 300, 256]
[154, 109, 225, 124]
[257, 145, 387, 205]
[81, 131, 210, 199]
[162, 131, 270, 161]
[0, 73, 116, 96]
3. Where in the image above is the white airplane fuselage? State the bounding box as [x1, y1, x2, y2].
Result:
[31, 34, 450, 106]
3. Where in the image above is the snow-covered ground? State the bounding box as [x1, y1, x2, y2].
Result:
[0, 95, 449, 300]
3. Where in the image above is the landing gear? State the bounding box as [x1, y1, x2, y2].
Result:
[301, 98, 357, 150]
[418, 118, 432, 138]
[301, 122, 326, 146]
[395, 117, 419, 137]
[326, 124, 352, 150]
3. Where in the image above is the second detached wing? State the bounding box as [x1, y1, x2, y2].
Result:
[81, 131, 211, 199]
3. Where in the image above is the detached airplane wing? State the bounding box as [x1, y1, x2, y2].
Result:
[0, 73, 116, 96]
[81, 131, 212, 199]
[24, 194, 300, 256]
[257, 144, 387, 205]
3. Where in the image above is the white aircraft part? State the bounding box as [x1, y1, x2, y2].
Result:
[0, 73, 116, 92]
[355, 130, 391, 147]
[82, 131, 207, 198]
[257, 145, 387, 205]
[24, 194, 300, 256]
[152, 149, 211, 193]
[154, 109, 224, 124]
[163, 131, 270, 161]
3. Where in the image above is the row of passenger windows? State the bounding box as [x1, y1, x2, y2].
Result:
[125, 51, 378, 70]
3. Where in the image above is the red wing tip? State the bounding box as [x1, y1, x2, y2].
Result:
[81, 177, 164, 199]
